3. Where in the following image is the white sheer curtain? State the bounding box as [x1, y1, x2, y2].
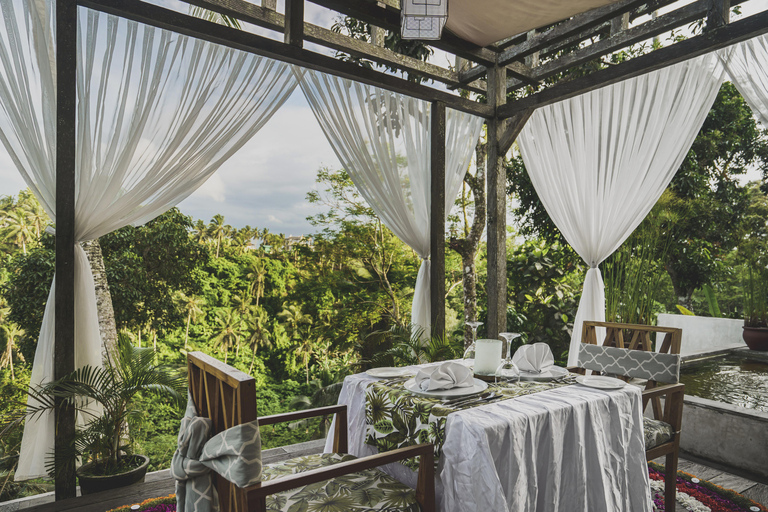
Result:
[0, 2, 298, 479]
[298, 70, 483, 337]
[719, 34, 768, 126]
[518, 54, 725, 365]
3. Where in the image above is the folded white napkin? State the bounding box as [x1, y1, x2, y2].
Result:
[414, 362, 474, 391]
[512, 343, 555, 373]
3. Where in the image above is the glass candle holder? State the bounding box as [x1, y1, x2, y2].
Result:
[474, 339, 502, 375]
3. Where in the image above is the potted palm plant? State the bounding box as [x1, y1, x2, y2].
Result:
[743, 265, 768, 351]
[26, 338, 185, 494]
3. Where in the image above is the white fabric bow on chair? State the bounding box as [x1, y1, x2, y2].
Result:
[172, 397, 263, 512]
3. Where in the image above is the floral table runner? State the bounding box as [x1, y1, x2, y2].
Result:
[365, 377, 574, 470]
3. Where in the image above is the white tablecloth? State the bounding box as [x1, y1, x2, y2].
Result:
[324, 363, 651, 512]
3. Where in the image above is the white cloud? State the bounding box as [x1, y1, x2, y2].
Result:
[195, 173, 227, 202]
[0, 151, 30, 199]
[177, 91, 341, 234]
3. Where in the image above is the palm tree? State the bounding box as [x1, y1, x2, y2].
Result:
[0, 323, 23, 381]
[192, 219, 209, 245]
[246, 258, 268, 306]
[244, 306, 273, 374]
[26, 338, 185, 475]
[211, 308, 242, 364]
[208, 214, 231, 258]
[23, 199, 48, 238]
[173, 292, 206, 350]
[2, 209, 34, 254]
[277, 304, 312, 341]
[293, 330, 315, 386]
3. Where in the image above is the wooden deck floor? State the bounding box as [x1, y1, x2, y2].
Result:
[4, 444, 767, 512]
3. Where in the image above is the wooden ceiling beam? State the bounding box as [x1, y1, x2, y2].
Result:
[505, 0, 709, 92]
[499, 7, 768, 117]
[497, 0, 649, 67]
[80, 0, 494, 118]
[306, 0, 499, 66]
[458, 0, 683, 86]
[185, 0, 487, 93]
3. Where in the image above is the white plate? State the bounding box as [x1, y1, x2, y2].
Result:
[366, 367, 413, 378]
[519, 365, 569, 381]
[403, 378, 488, 399]
[575, 375, 626, 390]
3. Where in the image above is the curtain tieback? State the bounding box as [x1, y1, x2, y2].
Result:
[171, 396, 263, 512]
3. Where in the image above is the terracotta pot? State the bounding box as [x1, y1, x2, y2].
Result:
[742, 326, 768, 351]
[77, 454, 150, 495]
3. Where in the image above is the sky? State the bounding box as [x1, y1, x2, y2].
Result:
[0, 0, 766, 236]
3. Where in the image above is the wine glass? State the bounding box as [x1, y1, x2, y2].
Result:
[462, 321, 482, 365]
[495, 332, 521, 384]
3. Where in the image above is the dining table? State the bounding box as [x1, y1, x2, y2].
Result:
[323, 361, 652, 512]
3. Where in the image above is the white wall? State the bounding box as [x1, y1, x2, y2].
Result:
[656, 314, 746, 356]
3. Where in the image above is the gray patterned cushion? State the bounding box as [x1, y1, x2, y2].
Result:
[262, 453, 421, 512]
[578, 344, 681, 383]
[643, 417, 674, 450]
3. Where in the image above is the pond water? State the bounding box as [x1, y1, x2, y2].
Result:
[680, 356, 768, 413]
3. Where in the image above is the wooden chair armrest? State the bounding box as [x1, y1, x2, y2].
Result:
[259, 405, 348, 453]
[642, 383, 685, 431]
[641, 383, 684, 400]
[258, 405, 346, 426]
[567, 366, 586, 375]
[247, 443, 435, 512]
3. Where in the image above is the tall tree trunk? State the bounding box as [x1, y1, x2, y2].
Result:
[665, 261, 695, 311]
[82, 239, 119, 363]
[449, 139, 487, 349]
[185, 312, 191, 350]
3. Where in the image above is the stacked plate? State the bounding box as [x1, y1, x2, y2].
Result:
[365, 367, 413, 378]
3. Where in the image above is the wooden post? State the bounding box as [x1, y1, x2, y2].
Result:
[707, 0, 730, 29]
[284, 0, 304, 48]
[486, 65, 506, 340]
[55, 0, 78, 500]
[430, 101, 446, 340]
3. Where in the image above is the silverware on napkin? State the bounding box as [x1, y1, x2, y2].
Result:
[443, 392, 499, 409]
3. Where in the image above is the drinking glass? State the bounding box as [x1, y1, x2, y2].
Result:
[495, 332, 521, 384]
[462, 321, 482, 363]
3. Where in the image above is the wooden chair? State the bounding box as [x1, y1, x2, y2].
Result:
[569, 321, 684, 512]
[187, 351, 436, 512]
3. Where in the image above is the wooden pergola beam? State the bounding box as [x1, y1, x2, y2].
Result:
[505, 0, 710, 92]
[305, 0, 500, 66]
[187, 0, 488, 94]
[457, 0, 683, 85]
[284, 0, 304, 47]
[55, 0, 78, 500]
[497, 0, 649, 67]
[80, 0, 493, 118]
[430, 101, 446, 340]
[499, 6, 768, 117]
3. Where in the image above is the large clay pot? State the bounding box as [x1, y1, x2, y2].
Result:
[76, 454, 150, 495]
[742, 326, 768, 351]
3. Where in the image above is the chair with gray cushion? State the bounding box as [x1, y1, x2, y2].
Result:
[183, 351, 435, 512]
[569, 321, 684, 512]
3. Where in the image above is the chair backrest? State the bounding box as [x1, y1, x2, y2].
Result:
[188, 351, 258, 512]
[578, 321, 683, 419]
[582, 321, 681, 355]
[577, 343, 680, 383]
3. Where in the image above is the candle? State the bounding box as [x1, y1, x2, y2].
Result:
[474, 339, 502, 375]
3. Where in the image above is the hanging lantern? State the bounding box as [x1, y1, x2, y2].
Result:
[401, 0, 448, 40]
